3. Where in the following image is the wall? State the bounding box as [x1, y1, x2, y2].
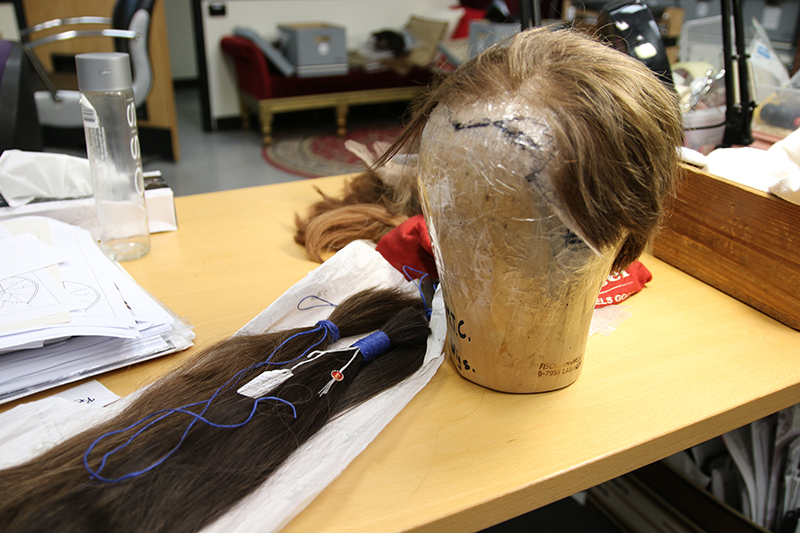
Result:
[165, 0, 198, 81]
[0, 4, 21, 40]
[197, 0, 456, 126]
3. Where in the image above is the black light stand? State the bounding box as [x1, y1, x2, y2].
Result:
[720, 0, 756, 146]
[519, 0, 541, 30]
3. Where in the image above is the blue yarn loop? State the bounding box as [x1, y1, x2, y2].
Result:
[83, 396, 295, 483]
[296, 294, 338, 310]
[401, 266, 434, 320]
[317, 319, 340, 344]
[352, 330, 391, 362]
[83, 319, 340, 483]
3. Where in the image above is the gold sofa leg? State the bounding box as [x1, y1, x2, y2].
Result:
[259, 104, 274, 146]
[335, 100, 349, 137]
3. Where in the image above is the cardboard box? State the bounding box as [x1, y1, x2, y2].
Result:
[652, 163, 800, 330]
[278, 23, 348, 77]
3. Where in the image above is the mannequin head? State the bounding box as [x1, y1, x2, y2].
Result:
[384, 27, 683, 392]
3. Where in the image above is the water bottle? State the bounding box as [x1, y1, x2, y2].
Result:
[76, 52, 150, 261]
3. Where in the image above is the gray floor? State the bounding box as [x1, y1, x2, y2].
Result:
[143, 85, 303, 197]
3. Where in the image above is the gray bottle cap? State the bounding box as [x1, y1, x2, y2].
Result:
[76, 52, 133, 92]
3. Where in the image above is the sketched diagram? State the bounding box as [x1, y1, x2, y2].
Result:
[0, 276, 39, 307]
[63, 281, 101, 311]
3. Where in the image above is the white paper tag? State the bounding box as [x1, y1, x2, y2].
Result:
[237, 369, 293, 399]
[79, 96, 99, 129]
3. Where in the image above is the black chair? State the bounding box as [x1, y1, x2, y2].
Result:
[0, 40, 43, 155]
[19, 0, 156, 128]
[596, 0, 674, 88]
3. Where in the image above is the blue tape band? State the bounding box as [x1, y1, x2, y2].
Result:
[353, 330, 391, 362]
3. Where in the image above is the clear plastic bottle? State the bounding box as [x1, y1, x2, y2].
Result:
[76, 52, 150, 261]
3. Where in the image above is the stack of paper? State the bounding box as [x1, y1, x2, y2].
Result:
[0, 216, 194, 405]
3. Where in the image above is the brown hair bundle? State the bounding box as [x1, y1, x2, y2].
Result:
[0, 288, 430, 533]
[294, 168, 422, 262]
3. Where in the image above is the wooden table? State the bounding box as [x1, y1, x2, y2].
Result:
[6, 175, 800, 532]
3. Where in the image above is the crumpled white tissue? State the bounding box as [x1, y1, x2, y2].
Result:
[765, 130, 800, 206]
[770, 172, 800, 205]
[678, 146, 709, 169]
[704, 129, 800, 206]
[0, 150, 93, 207]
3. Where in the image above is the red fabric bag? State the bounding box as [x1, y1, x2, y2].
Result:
[376, 215, 437, 280]
[595, 261, 652, 308]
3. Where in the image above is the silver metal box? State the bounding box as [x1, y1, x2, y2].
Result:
[278, 23, 348, 77]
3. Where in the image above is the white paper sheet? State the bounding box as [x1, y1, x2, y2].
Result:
[53, 379, 121, 407]
[0, 217, 140, 352]
[0, 216, 194, 403]
[0, 268, 71, 332]
[0, 233, 66, 279]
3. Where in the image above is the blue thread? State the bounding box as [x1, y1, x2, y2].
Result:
[297, 295, 338, 310]
[401, 265, 427, 281]
[317, 320, 340, 344]
[83, 319, 340, 483]
[83, 396, 296, 483]
[353, 330, 392, 362]
[263, 320, 339, 367]
[401, 266, 433, 320]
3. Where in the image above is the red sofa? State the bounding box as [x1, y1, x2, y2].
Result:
[220, 35, 437, 144]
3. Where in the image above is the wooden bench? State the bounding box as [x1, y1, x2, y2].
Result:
[239, 86, 426, 146]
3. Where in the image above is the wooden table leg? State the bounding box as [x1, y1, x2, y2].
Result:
[335, 100, 349, 137]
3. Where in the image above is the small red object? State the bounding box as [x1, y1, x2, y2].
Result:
[595, 261, 653, 308]
[331, 370, 344, 381]
[376, 215, 438, 280]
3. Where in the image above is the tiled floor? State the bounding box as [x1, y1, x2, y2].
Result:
[142, 85, 302, 197]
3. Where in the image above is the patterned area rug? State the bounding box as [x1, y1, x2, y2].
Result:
[262, 119, 404, 178]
